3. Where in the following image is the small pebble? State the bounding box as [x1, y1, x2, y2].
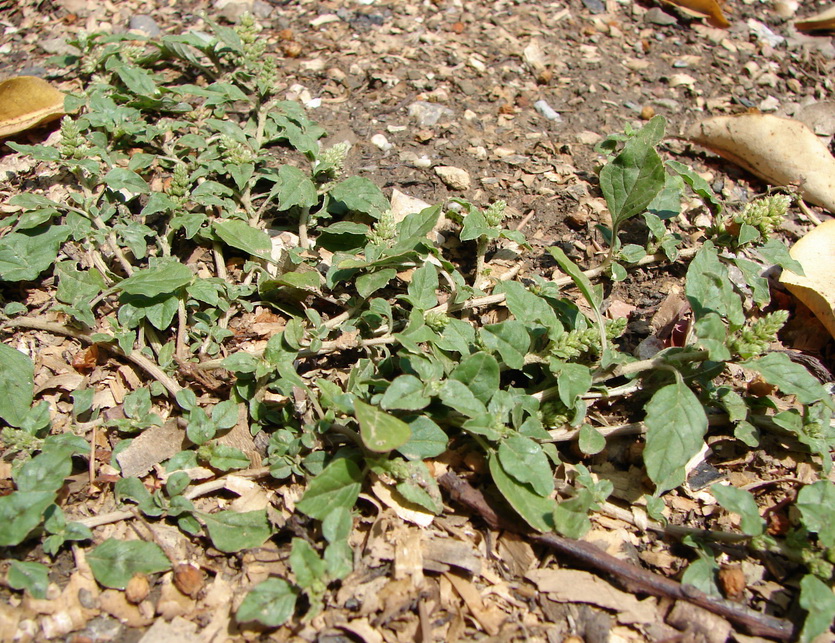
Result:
[644, 7, 677, 26]
[370, 134, 393, 151]
[434, 166, 471, 191]
[408, 101, 453, 127]
[640, 105, 655, 120]
[534, 100, 561, 122]
[129, 15, 161, 37]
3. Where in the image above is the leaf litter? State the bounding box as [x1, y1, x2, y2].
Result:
[0, 0, 834, 641]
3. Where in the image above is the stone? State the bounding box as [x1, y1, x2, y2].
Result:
[434, 166, 471, 191]
[129, 15, 161, 38]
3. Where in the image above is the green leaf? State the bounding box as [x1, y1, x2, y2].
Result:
[113, 62, 158, 95]
[681, 556, 720, 596]
[380, 375, 431, 411]
[666, 160, 722, 215]
[548, 247, 607, 353]
[553, 492, 593, 539]
[354, 399, 411, 453]
[0, 225, 70, 282]
[329, 176, 389, 218]
[296, 458, 363, 520]
[0, 491, 56, 546]
[199, 509, 272, 553]
[498, 436, 554, 497]
[0, 342, 34, 427]
[489, 454, 554, 532]
[439, 379, 487, 418]
[499, 281, 558, 330]
[710, 484, 764, 537]
[221, 351, 260, 374]
[405, 262, 439, 310]
[450, 352, 500, 405]
[578, 424, 606, 455]
[757, 239, 804, 275]
[599, 116, 666, 231]
[104, 168, 149, 195]
[202, 444, 250, 471]
[460, 208, 491, 242]
[552, 362, 592, 407]
[275, 164, 318, 210]
[289, 538, 327, 590]
[8, 561, 50, 599]
[213, 220, 271, 257]
[119, 262, 193, 298]
[480, 321, 530, 370]
[398, 416, 448, 460]
[685, 242, 744, 328]
[87, 539, 171, 589]
[799, 574, 835, 643]
[741, 352, 831, 405]
[15, 449, 73, 493]
[237, 578, 297, 627]
[647, 172, 683, 220]
[796, 481, 835, 548]
[644, 378, 708, 494]
[396, 205, 442, 245]
[356, 268, 396, 299]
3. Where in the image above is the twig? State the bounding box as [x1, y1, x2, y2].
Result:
[5, 317, 183, 400]
[77, 509, 134, 529]
[438, 471, 794, 641]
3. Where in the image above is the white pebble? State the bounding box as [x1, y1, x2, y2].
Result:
[534, 100, 562, 122]
[370, 134, 393, 151]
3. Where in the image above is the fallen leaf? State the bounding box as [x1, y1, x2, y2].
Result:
[0, 76, 66, 139]
[795, 5, 835, 32]
[443, 572, 505, 635]
[526, 568, 658, 625]
[116, 419, 186, 478]
[687, 114, 835, 212]
[660, 0, 730, 28]
[780, 219, 835, 340]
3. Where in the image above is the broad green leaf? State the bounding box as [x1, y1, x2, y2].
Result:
[104, 168, 149, 195]
[548, 247, 607, 353]
[680, 556, 720, 596]
[599, 116, 665, 230]
[87, 538, 171, 589]
[398, 416, 448, 460]
[757, 239, 804, 275]
[213, 219, 271, 257]
[324, 540, 353, 580]
[405, 262, 438, 310]
[796, 481, 835, 548]
[439, 379, 487, 417]
[552, 362, 592, 407]
[499, 281, 558, 330]
[212, 400, 240, 430]
[221, 351, 259, 374]
[201, 444, 250, 471]
[435, 318, 476, 354]
[644, 378, 708, 494]
[647, 172, 683, 220]
[296, 458, 363, 520]
[275, 164, 318, 210]
[685, 242, 744, 328]
[799, 574, 835, 643]
[480, 321, 530, 370]
[553, 492, 593, 539]
[322, 507, 352, 544]
[0, 342, 34, 427]
[694, 313, 732, 362]
[354, 400, 411, 453]
[666, 160, 722, 215]
[498, 435, 554, 497]
[450, 352, 500, 405]
[380, 374, 431, 411]
[289, 538, 327, 590]
[356, 268, 396, 298]
[0, 491, 55, 546]
[578, 424, 606, 455]
[329, 176, 389, 218]
[396, 205, 442, 245]
[8, 561, 49, 599]
[741, 352, 831, 406]
[711, 484, 764, 537]
[237, 578, 297, 627]
[460, 208, 491, 242]
[0, 225, 71, 282]
[113, 62, 158, 95]
[119, 262, 193, 298]
[15, 449, 73, 493]
[199, 509, 272, 553]
[489, 454, 554, 532]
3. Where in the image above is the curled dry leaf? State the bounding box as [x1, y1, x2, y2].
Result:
[687, 114, 835, 212]
[660, 0, 730, 28]
[779, 219, 835, 340]
[0, 76, 66, 139]
[795, 4, 835, 32]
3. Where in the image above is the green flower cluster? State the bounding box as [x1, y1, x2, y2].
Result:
[59, 116, 89, 161]
[484, 200, 507, 227]
[550, 317, 627, 359]
[369, 209, 396, 247]
[735, 194, 790, 237]
[728, 310, 788, 359]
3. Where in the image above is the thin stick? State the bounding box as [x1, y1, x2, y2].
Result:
[438, 472, 794, 641]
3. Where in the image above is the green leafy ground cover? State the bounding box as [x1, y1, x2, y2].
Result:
[1, 16, 834, 640]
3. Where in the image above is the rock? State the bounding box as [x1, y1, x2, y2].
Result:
[576, 130, 602, 145]
[39, 37, 81, 56]
[644, 7, 677, 26]
[370, 133, 393, 151]
[534, 100, 562, 122]
[408, 101, 453, 127]
[129, 15, 161, 37]
[434, 166, 471, 191]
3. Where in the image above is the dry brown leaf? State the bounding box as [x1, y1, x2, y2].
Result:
[660, 0, 730, 28]
[687, 114, 835, 212]
[795, 5, 835, 32]
[0, 76, 66, 139]
[116, 419, 187, 478]
[443, 572, 505, 635]
[780, 219, 835, 340]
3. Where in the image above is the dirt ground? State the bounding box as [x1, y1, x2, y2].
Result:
[1, 0, 835, 641]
